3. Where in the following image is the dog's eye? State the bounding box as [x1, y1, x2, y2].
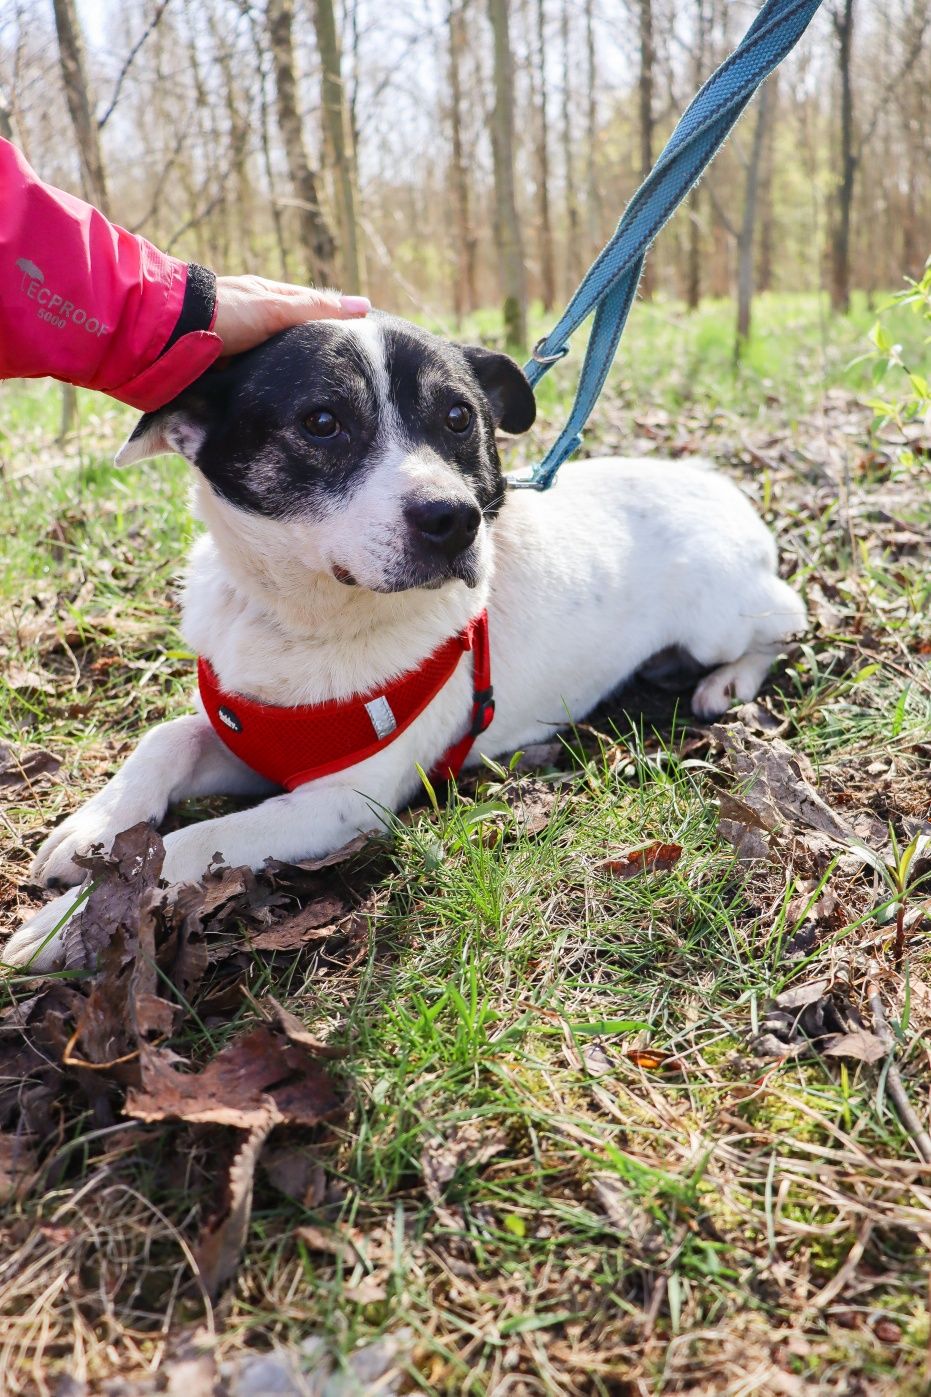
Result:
[304, 409, 341, 439]
[445, 404, 472, 434]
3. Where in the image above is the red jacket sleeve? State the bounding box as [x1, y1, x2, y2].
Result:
[0, 139, 222, 410]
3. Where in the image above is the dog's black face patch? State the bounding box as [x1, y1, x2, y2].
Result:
[130, 316, 535, 525]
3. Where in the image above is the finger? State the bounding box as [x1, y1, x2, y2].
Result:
[270, 285, 371, 321]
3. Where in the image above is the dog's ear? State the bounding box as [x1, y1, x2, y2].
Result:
[115, 407, 208, 467]
[114, 373, 231, 467]
[460, 345, 537, 434]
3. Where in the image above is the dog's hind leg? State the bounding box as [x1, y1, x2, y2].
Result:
[691, 649, 781, 719]
[690, 575, 805, 720]
[30, 715, 275, 890]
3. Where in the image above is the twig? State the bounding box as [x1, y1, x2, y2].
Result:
[868, 962, 931, 1165]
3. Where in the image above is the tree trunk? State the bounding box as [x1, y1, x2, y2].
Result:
[685, 187, 702, 310]
[560, 0, 579, 291]
[0, 85, 13, 141]
[267, 0, 337, 287]
[448, 0, 478, 321]
[313, 0, 366, 292]
[487, 0, 527, 349]
[52, 0, 110, 215]
[534, 0, 556, 312]
[51, 0, 108, 443]
[757, 75, 778, 293]
[735, 82, 772, 356]
[584, 0, 601, 254]
[830, 0, 856, 315]
[638, 0, 655, 297]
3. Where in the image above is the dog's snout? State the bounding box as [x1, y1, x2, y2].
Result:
[405, 498, 481, 559]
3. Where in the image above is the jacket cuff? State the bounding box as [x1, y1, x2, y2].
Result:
[159, 264, 218, 355]
[108, 329, 223, 411]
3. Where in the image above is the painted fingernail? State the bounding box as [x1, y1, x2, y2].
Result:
[340, 295, 371, 315]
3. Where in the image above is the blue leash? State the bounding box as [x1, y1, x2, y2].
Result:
[511, 0, 824, 491]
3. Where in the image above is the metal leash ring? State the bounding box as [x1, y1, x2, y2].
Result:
[530, 339, 570, 365]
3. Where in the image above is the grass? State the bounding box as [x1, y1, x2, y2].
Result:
[1, 291, 930, 1394]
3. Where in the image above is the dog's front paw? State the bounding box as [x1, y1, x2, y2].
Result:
[3, 885, 85, 971]
[160, 825, 234, 888]
[31, 799, 132, 889]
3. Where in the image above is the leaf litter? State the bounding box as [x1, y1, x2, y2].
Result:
[0, 820, 378, 1308]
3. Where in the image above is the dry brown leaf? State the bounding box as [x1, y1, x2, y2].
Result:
[262, 1144, 327, 1206]
[295, 1223, 361, 1263]
[244, 894, 348, 952]
[125, 1024, 341, 1128]
[264, 831, 379, 881]
[624, 1049, 685, 1072]
[822, 1030, 888, 1064]
[592, 1176, 654, 1246]
[599, 842, 683, 879]
[421, 1122, 509, 1205]
[0, 1132, 38, 1202]
[0, 741, 61, 793]
[713, 722, 860, 866]
[504, 778, 560, 835]
[262, 996, 348, 1058]
[66, 822, 166, 971]
[195, 1113, 276, 1299]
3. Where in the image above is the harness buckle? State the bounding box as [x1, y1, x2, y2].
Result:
[531, 338, 570, 365]
[471, 686, 495, 736]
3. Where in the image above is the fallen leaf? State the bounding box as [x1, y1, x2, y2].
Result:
[0, 1132, 37, 1202]
[263, 831, 380, 882]
[295, 1223, 361, 1263]
[713, 723, 860, 867]
[125, 1024, 341, 1129]
[195, 1114, 275, 1299]
[262, 996, 348, 1058]
[592, 1176, 655, 1246]
[822, 1030, 888, 1064]
[503, 778, 560, 835]
[262, 1145, 327, 1205]
[421, 1122, 509, 1205]
[624, 1049, 685, 1072]
[599, 842, 683, 879]
[0, 741, 61, 793]
[66, 822, 165, 971]
[244, 894, 348, 952]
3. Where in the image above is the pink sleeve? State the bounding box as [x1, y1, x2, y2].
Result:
[0, 139, 222, 410]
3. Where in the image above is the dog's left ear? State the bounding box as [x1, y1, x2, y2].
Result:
[114, 406, 207, 467]
[461, 345, 537, 434]
[114, 371, 231, 467]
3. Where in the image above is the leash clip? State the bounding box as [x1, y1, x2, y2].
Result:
[531, 338, 569, 365]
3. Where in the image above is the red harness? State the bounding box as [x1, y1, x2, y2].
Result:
[197, 611, 494, 790]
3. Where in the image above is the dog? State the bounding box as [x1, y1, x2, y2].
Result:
[4, 314, 805, 969]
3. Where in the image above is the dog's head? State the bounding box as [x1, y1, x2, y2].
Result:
[117, 315, 535, 593]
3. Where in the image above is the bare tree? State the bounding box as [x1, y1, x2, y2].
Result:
[0, 83, 13, 140]
[267, 0, 337, 287]
[829, 0, 855, 313]
[584, 0, 601, 255]
[487, 0, 527, 347]
[638, 0, 655, 296]
[314, 0, 366, 291]
[735, 82, 773, 355]
[533, 0, 556, 311]
[560, 0, 579, 291]
[448, 0, 478, 320]
[51, 0, 109, 214]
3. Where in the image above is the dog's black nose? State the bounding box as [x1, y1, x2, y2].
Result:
[405, 499, 481, 558]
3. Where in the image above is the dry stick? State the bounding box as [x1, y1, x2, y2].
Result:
[868, 962, 931, 1165]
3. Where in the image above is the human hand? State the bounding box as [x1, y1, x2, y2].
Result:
[212, 275, 370, 355]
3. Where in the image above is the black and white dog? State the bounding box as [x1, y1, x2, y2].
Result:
[6, 315, 804, 968]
